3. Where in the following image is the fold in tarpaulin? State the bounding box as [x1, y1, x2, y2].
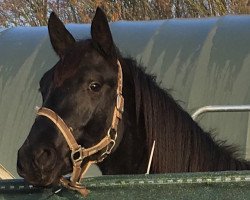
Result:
[0, 171, 250, 199]
[0, 164, 14, 180]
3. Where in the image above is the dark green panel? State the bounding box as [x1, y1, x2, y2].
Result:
[0, 171, 250, 199]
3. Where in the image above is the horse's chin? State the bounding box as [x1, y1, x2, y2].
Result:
[25, 175, 61, 188]
[19, 168, 64, 188]
[18, 158, 72, 188]
[39, 170, 72, 187]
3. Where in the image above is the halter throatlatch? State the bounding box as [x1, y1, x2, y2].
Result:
[36, 60, 124, 196]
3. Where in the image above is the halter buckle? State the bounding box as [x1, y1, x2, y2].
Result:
[98, 139, 116, 161]
[104, 128, 117, 155]
[106, 139, 116, 154]
[107, 128, 117, 140]
[71, 146, 84, 164]
[116, 94, 124, 114]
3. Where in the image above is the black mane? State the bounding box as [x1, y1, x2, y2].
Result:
[121, 57, 250, 173]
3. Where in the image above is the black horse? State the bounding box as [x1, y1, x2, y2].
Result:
[17, 8, 250, 187]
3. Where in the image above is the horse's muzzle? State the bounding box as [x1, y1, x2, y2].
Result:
[17, 144, 59, 186]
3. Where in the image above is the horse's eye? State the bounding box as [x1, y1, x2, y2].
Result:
[89, 82, 102, 92]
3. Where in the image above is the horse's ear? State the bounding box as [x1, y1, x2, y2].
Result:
[48, 12, 75, 58]
[91, 7, 116, 57]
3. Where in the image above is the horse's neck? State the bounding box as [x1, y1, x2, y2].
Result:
[98, 60, 149, 175]
[99, 58, 250, 174]
[98, 110, 148, 175]
[99, 122, 147, 175]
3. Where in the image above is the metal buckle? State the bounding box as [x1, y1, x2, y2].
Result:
[71, 146, 84, 164]
[98, 128, 117, 160]
[106, 139, 116, 154]
[98, 139, 115, 161]
[107, 128, 117, 141]
[105, 129, 117, 154]
[116, 94, 124, 113]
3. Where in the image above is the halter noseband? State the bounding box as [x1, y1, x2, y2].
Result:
[36, 60, 124, 196]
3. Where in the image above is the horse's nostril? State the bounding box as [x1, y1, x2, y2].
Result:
[34, 148, 57, 170]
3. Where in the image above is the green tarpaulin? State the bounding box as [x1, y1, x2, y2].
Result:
[0, 171, 250, 199]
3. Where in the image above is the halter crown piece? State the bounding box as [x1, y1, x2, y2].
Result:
[36, 60, 124, 196]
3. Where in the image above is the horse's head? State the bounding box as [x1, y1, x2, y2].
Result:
[17, 8, 123, 186]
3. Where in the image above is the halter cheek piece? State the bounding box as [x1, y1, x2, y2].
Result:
[36, 60, 124, 196]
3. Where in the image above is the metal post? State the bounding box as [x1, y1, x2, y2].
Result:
[192, 105, 250, 120]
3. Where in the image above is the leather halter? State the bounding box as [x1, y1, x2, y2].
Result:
[36, 60, 124, 196]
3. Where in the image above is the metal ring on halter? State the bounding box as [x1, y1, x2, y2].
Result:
[71, 146, 84, 164]
[116, 94, 124, 113]
[107, 127, 118, 141]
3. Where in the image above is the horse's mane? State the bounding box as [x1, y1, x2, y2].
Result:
[124, 58, 250, 172]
